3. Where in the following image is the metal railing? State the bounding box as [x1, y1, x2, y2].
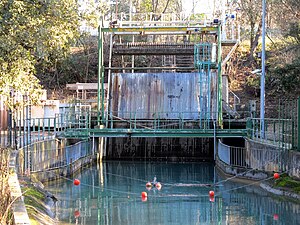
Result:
[17, 139, 95, 174]
[218, 140, 248, 168]
[109, 12, 214, 27]
[218, 140, 283, 171]
[229, 89, 240, 112]
[247, 118, 297, 150]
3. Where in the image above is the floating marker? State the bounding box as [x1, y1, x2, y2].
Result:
[141, 196, 148, 202]
[146, 186, 152, 191]
[141, 192, 147, 198]
[74, 210, 80, 218]
[156, 182, 162, 190]
[209, 190, 215, 197]
[274, 173, 280, 179]
[74, 179, 80, 186]
[146, 182, 152, 188]
[273, 214, 279, 220]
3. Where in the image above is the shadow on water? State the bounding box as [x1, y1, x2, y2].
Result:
[45, 161, 300, 225]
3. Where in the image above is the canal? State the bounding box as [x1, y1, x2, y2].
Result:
[45, 161, 300, 225]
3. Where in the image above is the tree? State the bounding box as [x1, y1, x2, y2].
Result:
[0, 0, 80, 108]
[237, 0, 262, 61]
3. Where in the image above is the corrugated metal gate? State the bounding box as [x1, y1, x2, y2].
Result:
[110, 72, 217, 120]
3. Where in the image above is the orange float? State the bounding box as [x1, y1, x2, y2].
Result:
[273, 173, 280, 179]
[155, 182, 162, 190]
[74, 210, 80, 218]
[73, 179, 80, 186]
[209, 190, 215, 197]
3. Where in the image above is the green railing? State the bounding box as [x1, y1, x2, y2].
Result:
[56, 110, 248, 138]
[247, 117, 298, 150]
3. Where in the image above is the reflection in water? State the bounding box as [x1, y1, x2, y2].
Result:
[45, 161, 300, 225]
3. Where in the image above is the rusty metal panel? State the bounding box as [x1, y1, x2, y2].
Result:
[111, 72, 217, 119]
[0, 95, 8, 130]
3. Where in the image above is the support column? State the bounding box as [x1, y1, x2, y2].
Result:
[217, 24, 223, 128]
[97, 22, 104, 125]
[98, 125, 106, 162]
[297, 96, 300, 152]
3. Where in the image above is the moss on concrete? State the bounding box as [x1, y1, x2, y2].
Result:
[21, 180, 58, 225]
[274, 174, 300, 194]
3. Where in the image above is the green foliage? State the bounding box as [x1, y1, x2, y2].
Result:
[139, 0, 152, 13]
[0, 0, 80, 109]
[268, 57, 300, 95]
[23, 187, 45, 201]
[190, 13, 206, 21]
[275, 175, 300, 194]
[285, 22, 300, 44]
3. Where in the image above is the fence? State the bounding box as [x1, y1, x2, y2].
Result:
[247, 98, 299, 151]
[218, 140, 248, 168]
[247, 118, 297, 150]
[218, 139, 285, 172]
[17, 139, 95, 174]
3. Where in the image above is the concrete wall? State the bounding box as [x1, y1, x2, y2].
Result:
[217, 138, 300, 180]
[9, 151, 31, 225]
[32, 154, 96, 183]
[287, 150, 300, 179]
[245, 138, 282, 172]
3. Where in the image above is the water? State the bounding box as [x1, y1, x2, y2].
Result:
[45, 161, 300, 225]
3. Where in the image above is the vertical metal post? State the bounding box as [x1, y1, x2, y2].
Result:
[217, 23, 223, 128]
[260, 0, 266, 138]
[97, 22, 103, 125]
[106, 33, 113, 128]
[297, 96, 300, 151]
[213, 120, 216, 161]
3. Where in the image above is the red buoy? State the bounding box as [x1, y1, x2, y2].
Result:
[209, 190, 215, 197]
[141, 196, 148, 202]
[273, 214, 279, 220]
[141, 192, 147, 198]
[274, 173, 280, 179]
[74, 179, 80, 186]
[209, 196, 215, 202]
[74, 210, 80, 218]
[155, 182, 162, 190]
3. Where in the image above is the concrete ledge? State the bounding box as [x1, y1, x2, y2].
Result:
[216, 155, 268, 180]
[8, 151, 31, 225]
[260, 183, 300, 200]
[32, 155, 96, 183]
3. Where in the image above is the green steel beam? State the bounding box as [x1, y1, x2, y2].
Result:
[101, 26, 218, 33]
[217, 23, 223, 128]
[97, 25, 102, 125]
[97, 24, 105, 125]
[79, 128, 248, 138]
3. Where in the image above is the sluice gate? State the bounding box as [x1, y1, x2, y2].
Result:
[91, 14, 244, 160]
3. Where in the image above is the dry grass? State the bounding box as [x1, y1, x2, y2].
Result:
[0, 148, 13, 225]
